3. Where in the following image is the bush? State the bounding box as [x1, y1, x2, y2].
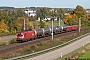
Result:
[0, 43, 6, 46]
[9, 38, 16, 44]
[39, 41, 44, 46]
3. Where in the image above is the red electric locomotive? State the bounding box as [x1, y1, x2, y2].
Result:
[71, 25, 79, 31]
[16, 30, 36, 42]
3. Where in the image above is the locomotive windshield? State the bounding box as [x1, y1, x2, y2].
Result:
[18, 33, 23, 36]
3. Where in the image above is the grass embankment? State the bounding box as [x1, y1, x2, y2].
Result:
[1, 36, 75, 59]
[79, 50, 90, 58]
[0, 38, 16, 47]
[0, 39, 10, 46]
[55, 41, 90, 60]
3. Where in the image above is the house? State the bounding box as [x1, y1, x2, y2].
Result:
[44, 16, 52, 21]
[86, 9, 90, 14]
[24, 7, 37, 17]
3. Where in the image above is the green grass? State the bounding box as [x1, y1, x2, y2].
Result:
[30, 20, 65, 29]
[45, 21, 65, 27]
[0, 39, 10, 46]
[0, 38, 16, 47]
[79, 50, 90, 58]
[55, 43, 90, 60]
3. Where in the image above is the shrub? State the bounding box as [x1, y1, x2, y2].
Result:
[39, 41, 44, 46]
[0, 43, 6, 46]
[9, 38, 16, 44]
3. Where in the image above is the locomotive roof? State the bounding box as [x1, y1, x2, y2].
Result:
[22, 29, 32, 32]
[17, 29, 33, 33]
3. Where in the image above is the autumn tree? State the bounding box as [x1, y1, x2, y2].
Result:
[0, 10, 17, 33]
[74, 5, 89, 26]
[64, 5, 89, 26]
[29, 16, 37, 21]
[38, 20, 46, 28]
[0, 20, 8, 33]
[74, 5, 88, 20]
[64, 14, 72, 25]
[14, 17, 33, 31]
[0, 8, 30, 34]
[64, 13, 78, 26]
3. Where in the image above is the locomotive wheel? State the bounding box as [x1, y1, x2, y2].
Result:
[25, 40, 28, 42]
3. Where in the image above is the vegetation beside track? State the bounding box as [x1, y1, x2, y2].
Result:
[79, 50, 90, 58]
[55, 43, 90, 60]
[0, 38, 16, 47]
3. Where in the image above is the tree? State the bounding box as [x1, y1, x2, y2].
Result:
[29, 16, 37, 21]
[17, 8, 27, 17]
[64, 14, 72, 25]
[14, 17, 33, 31]
[64, 13, 78, 26]
[0, 20, 8, 33]
[53, 8, 65, 19]
[38, 20, 46, 28]
[74, 5, 89, 21]
[37, 7, 50, 19]
[0, 9, 29, 34]
[74, 5, 89, 26]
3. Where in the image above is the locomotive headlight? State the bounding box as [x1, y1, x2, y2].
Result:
[21, 33, 24, 38]
[19, 37, 22, 38]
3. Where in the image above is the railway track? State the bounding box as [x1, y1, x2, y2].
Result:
[0, 27, 90, 57]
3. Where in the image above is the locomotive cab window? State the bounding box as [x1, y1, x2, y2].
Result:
[18, 33, 23, 36]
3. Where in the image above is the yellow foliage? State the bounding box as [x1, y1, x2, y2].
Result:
[15, 17, 34, 31]
[64, 14, 72, 23]
[0, 20, 8, 33]
[64, 13, 78, 26]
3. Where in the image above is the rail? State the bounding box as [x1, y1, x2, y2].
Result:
[5, 32, 90, 60]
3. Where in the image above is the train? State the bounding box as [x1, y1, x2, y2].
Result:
[16, 25, 79, 42]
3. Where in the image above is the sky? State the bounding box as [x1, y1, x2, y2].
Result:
[0, 0, 90, 8]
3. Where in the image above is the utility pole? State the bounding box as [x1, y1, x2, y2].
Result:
[24, 20, 25, 30]
[79, 18, 81, 33]
[51, 9, 54, 41]
[52, 19, 53, 40]
[59, 18, 60, 26]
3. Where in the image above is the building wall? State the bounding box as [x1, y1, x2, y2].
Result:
[25, 9, 37, 17]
